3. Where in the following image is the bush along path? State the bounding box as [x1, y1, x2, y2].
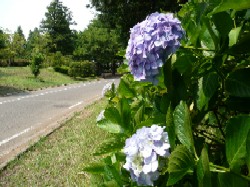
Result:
[83, 2, 250, 187]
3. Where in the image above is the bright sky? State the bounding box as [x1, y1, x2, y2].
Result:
[0, 0, 96, 38]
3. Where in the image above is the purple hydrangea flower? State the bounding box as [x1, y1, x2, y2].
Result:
[126, 12, 184, 83]
[123, 125, 170, 186]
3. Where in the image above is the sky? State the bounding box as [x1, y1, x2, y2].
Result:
[0, 0, 96, 38]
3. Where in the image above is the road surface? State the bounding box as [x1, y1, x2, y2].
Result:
[0, 77, 119, 168]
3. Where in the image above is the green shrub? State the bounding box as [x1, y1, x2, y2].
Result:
[30, 53, 44, 77]
[68, 61, 95, 78]
[53, 65, 69, 75]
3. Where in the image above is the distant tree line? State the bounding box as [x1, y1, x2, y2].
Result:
[0, 0, 122, 77]
[0, 0, 185, 78]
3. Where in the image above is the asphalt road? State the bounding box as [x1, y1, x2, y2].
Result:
[0, 77, 120, 167]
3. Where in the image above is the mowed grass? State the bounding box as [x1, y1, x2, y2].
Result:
[0, 99, 111, 186]
[0, 67, 93, 96]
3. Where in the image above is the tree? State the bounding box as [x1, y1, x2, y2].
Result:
[0, 29, 6, 50]
[0, 29, 13, 65]
[26, 27, 48, 56]
[74, 19, 122, 75]
[88, 0, 187, 47]
[12, 26, 26, 59]
[40, 0, 75, 55]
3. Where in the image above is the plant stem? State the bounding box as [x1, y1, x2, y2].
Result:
[210, 164, 250, 181]
[181, 46, 215, 51]
[210, 163, 230, 172]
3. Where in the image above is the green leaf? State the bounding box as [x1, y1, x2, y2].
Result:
[218, 172, 248, 187]
[173, 101, 195, 152]
[197, 145, 212, 187]
[228, 32, 250, 55]
[97, 118, 124, 134]
[117, 78, 135, 98]
[167, 145, 194, 186]
[174, 51, 195, 74]
[197, 72, 219, 110]
[134, 104, 144, 126]
[210, 0, 250, 15]
[246, 130, 250, 172]
[104, 165, 123, 186]
[166, 105, 176, 150]
[118, 98, 131, 132]
[94, 136, 125, 156]
[226, 115, 250, 170]
[212, 12, 233, 36]
[225, 68, 250, 97]
[82, 163, 105, 174]
[105, 107, 122, 125]
[229, 27, 242, 46]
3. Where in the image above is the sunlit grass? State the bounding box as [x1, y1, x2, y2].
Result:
[0, 99, 110, 186]
[0, 67, 95, 96]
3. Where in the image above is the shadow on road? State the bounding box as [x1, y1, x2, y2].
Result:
[0, 86, 30, 97]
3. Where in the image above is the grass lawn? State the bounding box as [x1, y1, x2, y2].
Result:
[0, 99, 111, 186]
[0, 67, 95, 96]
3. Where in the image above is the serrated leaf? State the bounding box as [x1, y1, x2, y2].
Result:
[173, 101, 195, 152]
[197, 145, 212, 187]
[209, 0, 250, 15]
[225, 68, 250, 97]
[226, 115, 250, 170]
[117, 78, 135, 98]
[167, 145, 194, 186]
[197, 72, 219, 110]
[218, 172, 248, 187]
[105, 107, 122, 125]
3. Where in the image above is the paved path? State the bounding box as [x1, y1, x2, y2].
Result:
[0, 78, 119, 168]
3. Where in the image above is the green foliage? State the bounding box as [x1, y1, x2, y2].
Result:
[167, 145, 194, 186]
[89, 0, 184, 47]
[40, 0, 75, 55]
[68, 60, 95, 78]
[197, 145, 212, 187]
[225, 68, 250, 97]
[30, 53, 44, 77]
[74, 18, 122, 76]
[83, 0, 250, 186]
[173, 101, 195, 153]
[226, 115, 250, 171]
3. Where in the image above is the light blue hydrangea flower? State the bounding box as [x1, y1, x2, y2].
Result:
[123, 125, 170, 186]
[102, 82, 113, 96]
[126, 12, 184, 84]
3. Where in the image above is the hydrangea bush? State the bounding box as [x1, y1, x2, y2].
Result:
[83, 2, 250, 186]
